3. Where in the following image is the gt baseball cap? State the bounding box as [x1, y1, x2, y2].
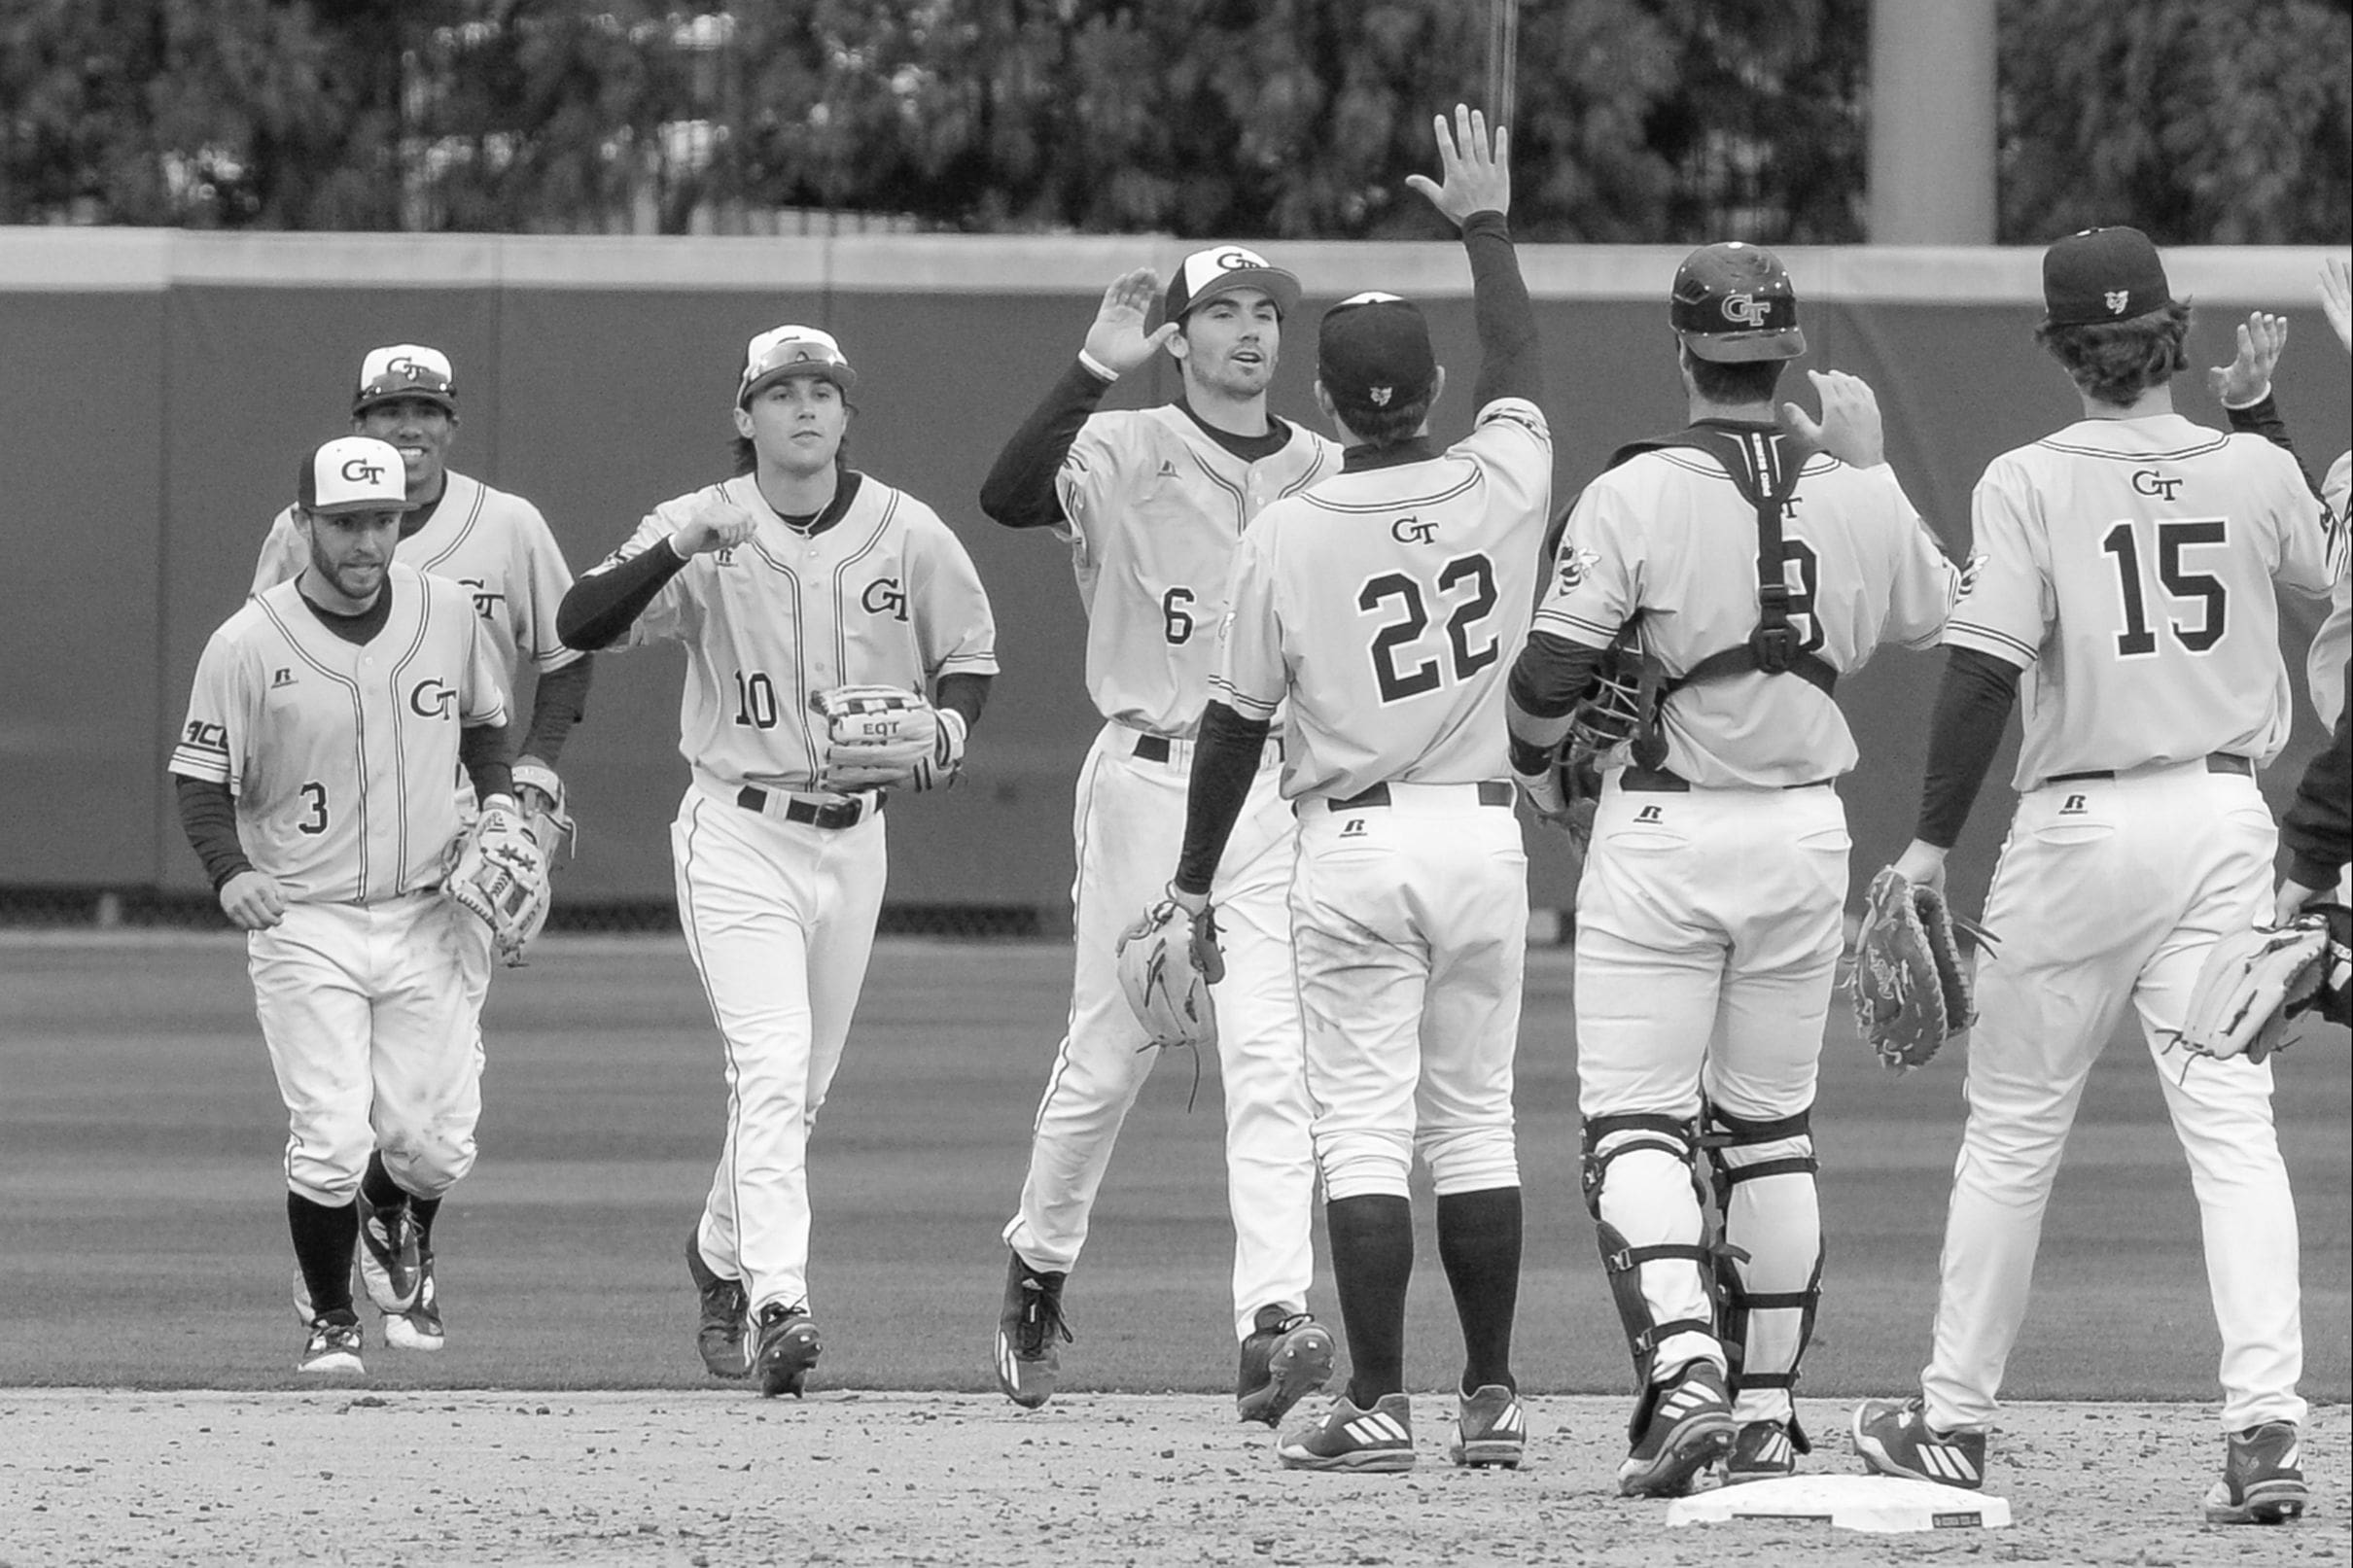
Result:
[1317, 292, 1437, 424]
[1670, 242, 1807, 363]
[2042, 226, 2174, 326]
[739, 325, 856, 404]
[1163, 245, 1302, 324]
[299, 436, 413, 515]
[353, 344, 457, 414]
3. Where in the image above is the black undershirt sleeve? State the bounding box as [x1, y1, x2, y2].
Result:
[557, 540, 688, 650]
[175, 776, 252, 892]
[461, 720, 514, 804]
[935, 671, 991, 731]
[1503, 634, 1607, 774]
[1463, 211, 1540, 413]
[978, 361, 1115, 530]
[2283, 686, 2352, 890]
[1173, 702, 1275, 898]
[2224, 393, 2324, 500]
[1914, 645, 2022, 850]
[520, 656, 593, 764]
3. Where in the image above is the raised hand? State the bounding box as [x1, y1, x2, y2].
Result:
[1781, 369, 1886, 470]
[2320, 256, 2350, 358]
[1404, 103, 1510, 227]
[1083, 268, 1178, 378]
[2204, 311, 2288, 407]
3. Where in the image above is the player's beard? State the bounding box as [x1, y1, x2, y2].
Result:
[309, 541, 386, 607]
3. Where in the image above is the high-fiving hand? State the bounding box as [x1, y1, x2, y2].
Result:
[1084, 268, 1179, 378]
[1405, 103, 1510, 228]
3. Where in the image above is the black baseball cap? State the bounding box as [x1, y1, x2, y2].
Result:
[1670, 242, 1806, 363]
[1317, 292, 1437, 424]
[2042, 226, 2175, 327]
[1163, 245, 1302, 324]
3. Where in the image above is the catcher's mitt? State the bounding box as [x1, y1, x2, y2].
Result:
[1851, 867, 1988, 1071]
[2176, 915, 2332, 1063]
[443, 795, 551, 967]
[811, 683, 966, 792]
[1115, 890, 1226, 1051]
[1510, 737, 1603, 861]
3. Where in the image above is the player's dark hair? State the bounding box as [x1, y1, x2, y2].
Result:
[1344, 393, 1434, 448]
[1686, 356, 1786, 405]
[2033, 300, 2193, 407]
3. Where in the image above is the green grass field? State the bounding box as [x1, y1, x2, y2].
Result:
[3, 933, 2345, 1405]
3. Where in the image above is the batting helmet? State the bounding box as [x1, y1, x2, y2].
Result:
[1671, 243, 1806, 364]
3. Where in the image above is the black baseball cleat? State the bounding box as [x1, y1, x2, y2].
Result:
[1851, 1396, 1986, 1490]
[383, 1237, 444, 1350]
[2203, 1420, 2307, 1524]
[753, 1302, 822, 1398]
[1235, 1305, 1335, 1427]
[1618, 1360, 1736, 1497]
[685, 1229, 752, 1378]
[298, 1309, 366, 1376]
[994, 1250, 1072, 1411]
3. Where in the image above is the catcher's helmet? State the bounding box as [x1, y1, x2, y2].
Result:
[1567, 642, 1664, 754]
[1671, 242, 1806, 364]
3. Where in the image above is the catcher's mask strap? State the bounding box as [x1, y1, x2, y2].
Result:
[735, 785, 886, 830]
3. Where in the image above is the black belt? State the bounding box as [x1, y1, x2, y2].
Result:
[2048, 751, 2251, 785]
[1620, 765, 1834, 793]
[1130, 732, 1283, 763]
[735, 785, 881, 829]
[1325, 780, 1514, 811]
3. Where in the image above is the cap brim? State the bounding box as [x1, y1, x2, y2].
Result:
[740, 365, 857, 404]
[307, 496, 417, 515]
[1177, 267, 1302, 320]
[1678, 327, 1807, 364]
[353, 390, 457, 414]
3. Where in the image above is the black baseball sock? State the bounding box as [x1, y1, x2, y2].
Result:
[410, 1195, 442, 1249]
[288, 1193, 358, 1319]
[1324, 1193, 1414, 1406]
[361, 1150, 408, 1212]
[1437, 1185, 1523, 1395]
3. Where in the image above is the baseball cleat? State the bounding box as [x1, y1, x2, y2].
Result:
[994, 1251, 1071, 1411]
[1235, 1306, 1335, 1427]
[383, 1239, 444, 1351]
[1851, 1396, 1985, 1489]
[1277, 1392, 1417, 1473]
[685, 1229, 752, 1378]
[1718, 1417, 1802, 1485]
[2203, 1420, 2306, 1524]
[1448, 1384, 1528, 1469]
[1618, 1360, 1736, 1497]
[356, 1192, 423, 1313]
[753, 1302, 822, 1398]
[299, 1310, 366, 1376]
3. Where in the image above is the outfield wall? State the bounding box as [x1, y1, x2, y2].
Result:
[1, 230, 2342, 917]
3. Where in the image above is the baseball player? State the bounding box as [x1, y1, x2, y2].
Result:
[171, 436, 514, 1376]
[1507, 243, 1959, 1496]
[556, 325, 997, 1398]
[1152, 107, 1548, 1474]
[976, 227, 1339, 1412]
[251, 344, 593, 1353]
[1851, 227, 2340, 1525]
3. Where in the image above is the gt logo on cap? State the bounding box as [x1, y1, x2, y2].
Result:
[341, 456, 388, 483]
[1720, 293, 1770, 328]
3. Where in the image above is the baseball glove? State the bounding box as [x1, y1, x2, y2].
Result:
[811, 683, 967, 792]
[2176, 916, 2332, 1063]
[443, 795, 551, 967]
[1115, 890, 1226, 1051]
[1851, 867, 1987, 1071]
[510, 757, 577, 862]
[1511, 738, 1603, 860]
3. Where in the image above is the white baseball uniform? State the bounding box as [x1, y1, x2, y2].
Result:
[1216, 396, 1551, 1205]
[169, 565, 509, 1205]
[1532, 432, 1957, 1420]
[2308, 450, 2350, 726]
[1007, 396, 1338, 1341]
[1923, 414, 2337, 1437]
[583, 472, 996, 1316]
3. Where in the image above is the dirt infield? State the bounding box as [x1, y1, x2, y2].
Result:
[2, 1389, 2341, 1567]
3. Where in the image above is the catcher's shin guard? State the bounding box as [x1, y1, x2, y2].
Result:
[1582, 1113, 1725, 1441]
[1703, 1101, 1821, 1441]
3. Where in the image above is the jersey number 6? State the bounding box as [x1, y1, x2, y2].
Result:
[1358, 554, 1499, 704]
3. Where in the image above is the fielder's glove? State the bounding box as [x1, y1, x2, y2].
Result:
[1510, 736, 1603, 857]
[1116, 888, 1226, 1051]
[443, 794, 551, 967]
[510, 757, 577, 861]
[1851, 866, 1990, 1071]
[811, 683, 966, 792]
[2175, 914, 2334, 1063]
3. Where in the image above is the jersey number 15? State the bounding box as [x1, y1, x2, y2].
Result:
[2102, 517, 2228, 657]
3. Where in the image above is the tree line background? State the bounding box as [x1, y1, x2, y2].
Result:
[2, 0, 2346, 245]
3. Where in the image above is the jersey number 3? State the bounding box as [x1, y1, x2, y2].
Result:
[2102, 518, 2229, 657]
[1359, 554, 1499, 704]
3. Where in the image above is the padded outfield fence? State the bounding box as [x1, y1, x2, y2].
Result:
[0, 232, 2342, 928]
